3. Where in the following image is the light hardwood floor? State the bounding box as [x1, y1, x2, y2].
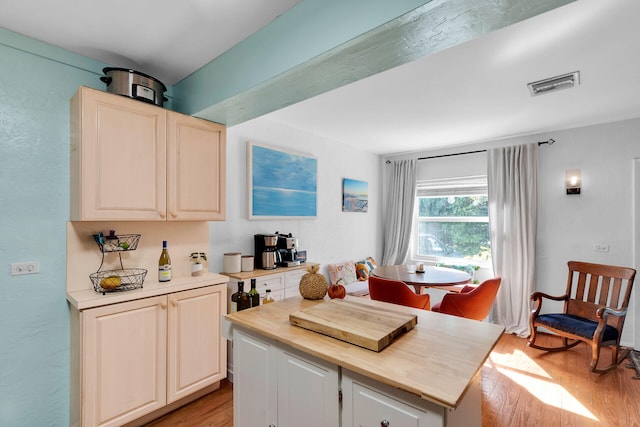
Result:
[145, 333, 640, 427]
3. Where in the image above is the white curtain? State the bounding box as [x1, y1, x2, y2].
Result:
[381, 159, 417, 266]
[487, 144, 538, 337]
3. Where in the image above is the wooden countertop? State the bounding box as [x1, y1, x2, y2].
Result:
[225, 295, 504, 409]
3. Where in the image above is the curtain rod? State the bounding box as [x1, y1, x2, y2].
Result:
[416, 138, 555, 161]
[385, 138, 555, 163]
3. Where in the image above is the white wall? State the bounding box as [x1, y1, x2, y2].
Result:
[635, 159, 640, 349]
[386, 117, 640, 347]
[417, 151, 487, 181]
[535, 118, 640, 347]
[209, 117, 383, 280]
[216, 115, 640, 346]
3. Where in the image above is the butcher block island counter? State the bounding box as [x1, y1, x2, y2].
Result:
[225, 295, 504, 427]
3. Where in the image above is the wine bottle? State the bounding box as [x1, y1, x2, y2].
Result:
[237, 282, 251, 311]
[158, 240, 172, 282]
[263, 289, 274, 304]
[248, 278, 260, 307]
[230, 281, 244, 313]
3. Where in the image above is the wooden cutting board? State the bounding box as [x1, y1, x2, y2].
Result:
[289, 299, 417, 352]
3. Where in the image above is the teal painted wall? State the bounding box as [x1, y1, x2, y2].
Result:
[173, 0, 572, 126]
[174, 0, 433, 116]
[0, 3, 430, 424]
[0, 30, 107, 426]
[1, 2, 411, 419]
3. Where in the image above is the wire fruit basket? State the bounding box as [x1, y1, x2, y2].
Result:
[90, 269, 147, 294]
[90, 230, 146, 294]
[93, 231, 141, 252]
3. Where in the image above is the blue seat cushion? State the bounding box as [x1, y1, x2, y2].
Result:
[536, 313, 619, 342]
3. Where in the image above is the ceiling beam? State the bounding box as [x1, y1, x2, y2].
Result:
[177, 0, 576, 126]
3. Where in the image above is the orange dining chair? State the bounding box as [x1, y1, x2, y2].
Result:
[368, 276, 430, 310]
[431, 277, 501, 321]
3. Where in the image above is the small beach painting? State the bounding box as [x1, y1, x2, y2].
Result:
[248, 142, 317, 219]
[342, 178, 368, 213]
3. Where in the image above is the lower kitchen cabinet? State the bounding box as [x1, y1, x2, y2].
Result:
[167, 287, 226, 403]
[341, 370, 444, 427]
[71, 285, 226, 427]
[223, 263, 314, 308]
[81, 295, 167, 427]
[233, 328, 339, 427]
[283, 268, 306, 298]
[342, 369, 482, 427]
[230, 326, 481, 427]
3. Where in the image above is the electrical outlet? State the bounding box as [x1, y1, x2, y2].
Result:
[10, 261, 39, 276]
[593, 244, 610, 253]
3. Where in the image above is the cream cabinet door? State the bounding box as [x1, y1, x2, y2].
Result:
[82, 296, 167, 427]
[167, 112, 226, 221]
[167, 286, 227, 403]
[71, 86, 167, 220]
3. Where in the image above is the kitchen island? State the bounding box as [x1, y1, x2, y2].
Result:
[224, 295, 504, 427]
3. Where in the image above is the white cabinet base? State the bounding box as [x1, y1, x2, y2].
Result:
[277, 348, 340, 427]
[445, 372, 481, 427]
[342, 369, 481, 427]
[232, 328, 339, 427]
[224, 264, 315, 381]
[229, 327, 482, 427]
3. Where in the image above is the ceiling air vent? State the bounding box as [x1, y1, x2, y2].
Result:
[527, 71, 580, 96]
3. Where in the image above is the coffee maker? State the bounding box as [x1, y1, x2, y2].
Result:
[254, 234, 281, 270]
[276, 232, 300, 267]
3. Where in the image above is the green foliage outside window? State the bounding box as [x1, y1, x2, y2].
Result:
[417, 195, 491, 260]
[419, 195, 488, 217]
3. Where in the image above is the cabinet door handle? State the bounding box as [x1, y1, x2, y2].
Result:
[171, 299, 178, 307]
[159, 211, 166, 219]
[170, 211, 177, 218]
[381, 420, 390, 427]
[160, 301, 167, 309]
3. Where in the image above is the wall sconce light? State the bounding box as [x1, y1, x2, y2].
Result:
[565, 169, 581, 195]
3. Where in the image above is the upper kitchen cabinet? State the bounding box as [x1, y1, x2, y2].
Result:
[166, 112, 225, 221]
[70, 86, 226, 221]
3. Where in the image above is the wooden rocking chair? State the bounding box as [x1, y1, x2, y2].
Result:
[529, 261, 636, 373]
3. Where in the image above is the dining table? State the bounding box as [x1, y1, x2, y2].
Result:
[371, 264, 472, 294]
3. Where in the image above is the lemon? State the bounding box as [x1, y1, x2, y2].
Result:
[100, 275, 122, 290]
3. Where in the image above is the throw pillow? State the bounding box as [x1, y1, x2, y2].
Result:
[355, 262, 370, 281]
[365, 257, 378, 272]
[328, 261, 358, 285]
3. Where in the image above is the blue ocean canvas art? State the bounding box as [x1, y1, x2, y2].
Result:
[250, 143, 317, 218]
[342, 178, 368, 212]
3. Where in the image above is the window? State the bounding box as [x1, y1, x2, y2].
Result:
[412, 176, 491, 262]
